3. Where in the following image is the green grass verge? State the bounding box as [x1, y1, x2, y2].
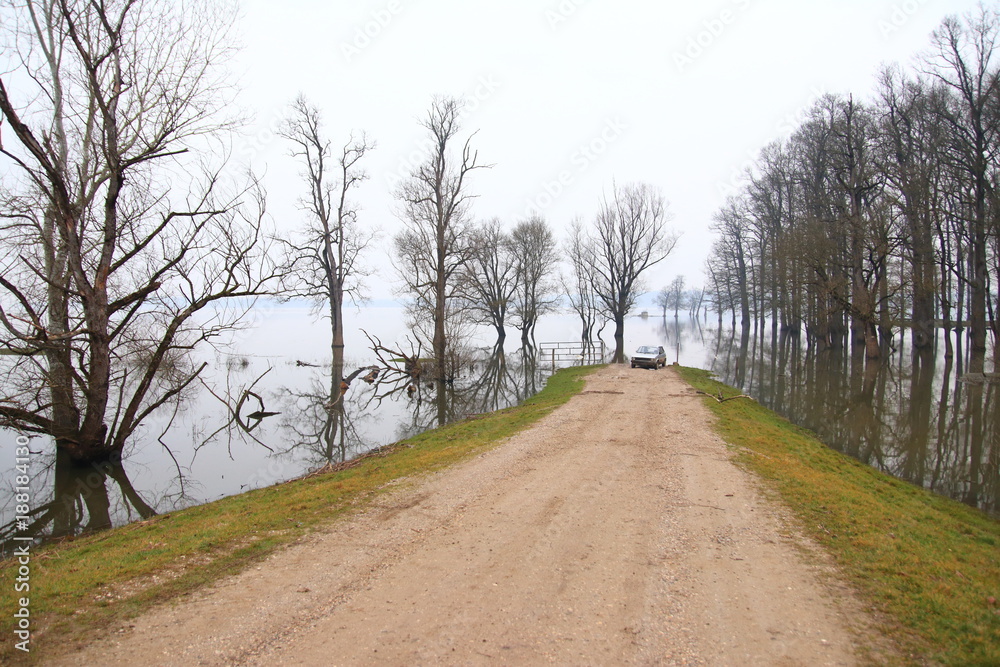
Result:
[675, 366, 1000, 666]
[0, 365, 599, 664]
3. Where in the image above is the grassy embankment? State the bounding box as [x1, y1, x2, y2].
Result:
[0, 365, 598, 664]
[676, 366, 1000, 667]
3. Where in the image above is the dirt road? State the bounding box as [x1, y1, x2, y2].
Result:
[56, 366, 873, 665]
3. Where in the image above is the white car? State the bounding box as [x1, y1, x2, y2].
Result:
[630, 345, 666, 369]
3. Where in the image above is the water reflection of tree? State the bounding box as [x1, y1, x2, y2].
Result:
[709, 328, 998, 515]
[0, 449, 167, 556]
[0, 353, 280, 550]
[271, 365, 370, 470]
[462, 343, 518, 414]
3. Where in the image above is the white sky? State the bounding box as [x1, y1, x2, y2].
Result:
[232, 0, 986, 303]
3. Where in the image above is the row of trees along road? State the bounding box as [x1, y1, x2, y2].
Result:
[707, 5, 1000, 364]
[0, 1, 678, 468]
[391, 97, 678, 371]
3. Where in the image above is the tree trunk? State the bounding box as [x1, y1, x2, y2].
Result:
[969, 174, 989, 352]
[910, 205, 937, 349]
[612, 316, 625, 364]
[44, 208, 81, 456]
[331, 289, 345, 401]
[434, 241, 448, 378]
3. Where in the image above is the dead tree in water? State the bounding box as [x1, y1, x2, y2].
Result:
[364, 330, 424, 379]
[392, 96, 490, 379]
[278, 96, 374, 389]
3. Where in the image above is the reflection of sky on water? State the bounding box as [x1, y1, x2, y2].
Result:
[2, 305, 717, 536]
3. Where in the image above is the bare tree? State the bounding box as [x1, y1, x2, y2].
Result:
[923, 5, 1000, 353]
[0, 0, 280, 463]
[278, 95, 374, 391]
[876, 67, 946, 351]
[654, 286, 671, 319]
[460, 218, 518, 341]
[667, 275, 686, 318]
[704, 9, 1000, 360]
[584, 183, 678, 363]
[393, 96, 489, 378]
[828, 94, 893, 359]
[510, 216, 560, 344]
[564, 218, 604, 358]
[688, 286, 706, 319]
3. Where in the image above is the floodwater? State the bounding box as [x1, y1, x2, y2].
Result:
[706, 322, 999, 517]
[1, 306, 996, 552]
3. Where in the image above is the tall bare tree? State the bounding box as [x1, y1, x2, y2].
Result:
[510, 216, 559, 344]
[278, 95, 374, 391]
[876, 67, 949, 353]
[564, 218, 604, 358]
[667, 275, 686, 318]
[0, 0, 280, 463]
[393, 96, 489, 378]
[923, 5, 1000, 354]
[460, 218, 517, 341]
[828, 95, 893, 359]
[708, 197, 753, 332]
[584, 183, 678, 363]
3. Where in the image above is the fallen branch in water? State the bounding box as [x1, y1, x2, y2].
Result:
[696, 390, 752, 403]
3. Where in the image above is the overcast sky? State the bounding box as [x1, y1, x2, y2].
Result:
[232, 0, 986, 303]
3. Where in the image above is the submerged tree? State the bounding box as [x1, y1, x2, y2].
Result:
[923, 6, 1000, 354]
[509, 216, 560, 344]
[0, 0, 281, 463]
[278, 95, 374, 391]
[564, 218, 605, 359]
[666, 275, 686, 318]
[393, 96, 489, 378]
[704, 6, 1000, 361]
[876, 66, 945, 351]
[460, 218, 518, 341]
[708, 197, 753, 332]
